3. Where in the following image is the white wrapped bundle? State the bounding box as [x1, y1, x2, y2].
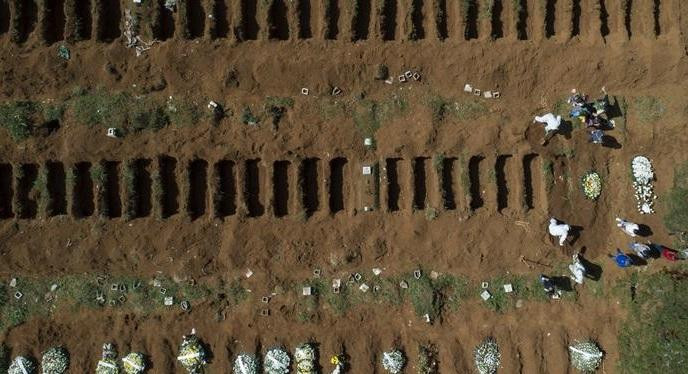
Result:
[9, 356, 36, 374]
[631, 156, 657, 214]
[41, 347, 69, 374]
[177, 334, 207, 373]
[474, 338, 500, 374]
[122, 352, 146, 374]
[294, 344, 317, 374]
[233, 353, 259, 374]
[264, 347, 290, 374]
[381, 349, 405, 373]
[96, 343, 119, 374]
[569, 341, 603, 372]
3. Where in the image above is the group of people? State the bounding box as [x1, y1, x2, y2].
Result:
[533, 87, 615, 146]
[539, 216, 681, 298]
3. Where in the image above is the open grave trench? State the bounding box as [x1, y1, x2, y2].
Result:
[0, 0, 679, 44]
[0, 153, 555, 221]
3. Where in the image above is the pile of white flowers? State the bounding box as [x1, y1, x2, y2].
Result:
[581, 171, 602, 200]
[122, 352, 146, 374]
[233, 353, 259, 374]
[474, 338, 500, 374]
[177, 333, 207, 374]
[41, 347, 69, 374]
[381, 349, 406, 373]
[264, 347, 290, 374]
[9, 356, 36, 374]
[631, 156, 657, 214]
[569, 341, 603, 372]
[96, 343, 119, 374]
[294, 344, 317, 374]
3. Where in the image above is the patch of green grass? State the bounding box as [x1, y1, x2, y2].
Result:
[427, 95, 451, 124]
[432, 154, 445, 173]
[42, 103, 65, 123]
[479, 1, 493, 20]
[265, 96, 295, 109]
[130, 100, 169, 132]
[425, 207, 438, 221]
[552, 98, 568, 117]
[34, 167, 49, 216]
[633, 96, 665, 123]
[664, 161, 688, 245]
[240, 107, 259, 125]
[167, 98, 204, 127]
[618, 271, 688, 373]
[353, 94, 408, 137]
[452, 98, 488, 121]
[543, 159, 554, 193]
[0, 101, 41, 141]
[71, 88, 130, 127]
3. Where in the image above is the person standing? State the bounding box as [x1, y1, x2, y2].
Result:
[534, 113, 562, 145]
[569, 253, 587, 284]
[549, 217, 571, 246]
[611, 249, 632, 268]
[616, 217, 640, 237]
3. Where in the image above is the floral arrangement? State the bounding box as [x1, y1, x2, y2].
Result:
[177, 333, 207, 373]
[233, 353, 259, 374]
[41, 347, 69, 374]
[96, 343, 120, 374]
[569, 341, 603, 372]
[581, 171, 602, 200]
[474, 338, 500, 374]
[294, 344, 317, 374]
[122, 352, 146, 374]
[264, 347, 290, 374]
[631, 156, 656, 214]
[417, 344, 438, 374]
[381, 349, 406, 373]
[9, 356, 36, 374]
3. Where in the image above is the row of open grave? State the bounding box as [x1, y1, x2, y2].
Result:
[0, 154, 553, 220]
[0, 0, 676, 45]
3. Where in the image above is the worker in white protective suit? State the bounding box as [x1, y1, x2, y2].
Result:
[569, 253, 587, 284]
[548, 217, 571, 246]
[616, 217, 640, 237]
[533, 113, 562, 145]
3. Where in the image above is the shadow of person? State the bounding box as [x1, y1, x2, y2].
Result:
[579, 255, 603, 281]
[628, 254, 648, 266]
[568, 225, 584, 246]
[602, 135, 622, 149]
[559, 120, 574, 139]
[637, 224, 653, 237]
[553, 276, 574, 292]
[606, 96, 624, 120]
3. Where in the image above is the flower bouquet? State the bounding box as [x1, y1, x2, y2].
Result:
[233, 353, 258, 374]
[631, 156, 656, 214]
[474, 338, 500, 374]
[569, 340, 603, 373]
[581, 171, 602, 200]
[264, 347, 290, 374]
[294, 344, 317, 374]
[381, 349, 405, 374]
[96, 343, 119, 374]
[177, 333, 207, 373]
[9, 356, 36, 374]
[122, 352, 146, 374]
[41, 347, 69, 374]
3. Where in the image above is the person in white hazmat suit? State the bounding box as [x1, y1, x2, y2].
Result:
[533, 113, 562, 145]
[569, 253, 587, 284]
[548, 217, 571, 246]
